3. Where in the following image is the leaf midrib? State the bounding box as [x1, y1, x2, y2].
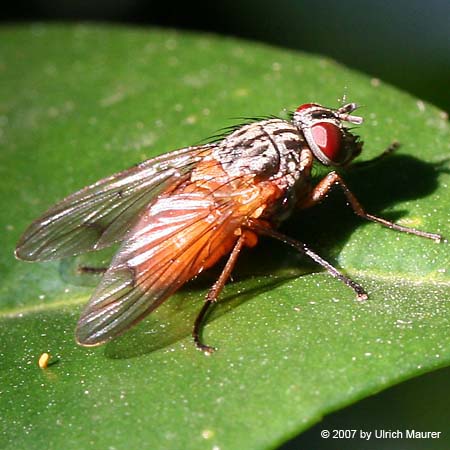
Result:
[1, 271, 446, 319]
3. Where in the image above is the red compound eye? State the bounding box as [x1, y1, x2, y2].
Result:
[296, 103, 318, 112]
[311, 122, 342, 162]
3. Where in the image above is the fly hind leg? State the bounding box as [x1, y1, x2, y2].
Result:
[77, 266, 107, 274]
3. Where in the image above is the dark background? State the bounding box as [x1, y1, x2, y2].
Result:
[1, 0, 450, 113]
[2, 1, 449, 449]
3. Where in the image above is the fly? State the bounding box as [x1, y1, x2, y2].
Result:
[15, 102, 442, 354]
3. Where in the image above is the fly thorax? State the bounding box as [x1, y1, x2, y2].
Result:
[214, 119, 304, 181]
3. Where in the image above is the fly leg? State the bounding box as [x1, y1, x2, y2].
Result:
[302, 171, 442, 242]
[250, 223, 368, 300]
[193, 233, 247, 354]
[77, 266, 107, 274]
[349, 141, 399, 171]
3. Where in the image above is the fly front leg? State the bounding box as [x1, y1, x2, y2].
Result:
[349, 141, 400, 171]
[193, 233, 247, 355]
[302, 171, 442, 242]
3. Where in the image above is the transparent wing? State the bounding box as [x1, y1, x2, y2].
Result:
[15, 145, 213, 261]
[75, 174, 274, 346]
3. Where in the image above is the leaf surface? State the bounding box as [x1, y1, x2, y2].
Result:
[0, 25, 448, 450]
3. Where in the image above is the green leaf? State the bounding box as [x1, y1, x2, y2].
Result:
[0, 24, 448, 450]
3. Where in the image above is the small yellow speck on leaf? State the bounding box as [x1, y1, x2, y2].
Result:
[38, 352, 50, 369]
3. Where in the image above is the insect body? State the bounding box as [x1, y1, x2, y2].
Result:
[15, 103, 441, 353]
